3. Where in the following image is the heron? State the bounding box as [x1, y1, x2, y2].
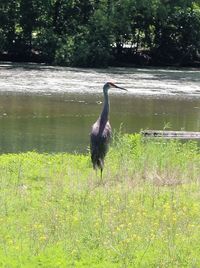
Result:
[90, 82, 127, 179]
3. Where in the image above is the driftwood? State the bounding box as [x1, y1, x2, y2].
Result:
[141, 130, 200, 139]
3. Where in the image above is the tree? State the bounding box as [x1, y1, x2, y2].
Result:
[0, 0, 200, 66]
[153, 0, 200, 65]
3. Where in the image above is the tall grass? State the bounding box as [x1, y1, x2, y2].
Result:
[0, 134, 199, 267]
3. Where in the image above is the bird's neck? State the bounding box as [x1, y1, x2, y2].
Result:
[100, 89, 109, 122]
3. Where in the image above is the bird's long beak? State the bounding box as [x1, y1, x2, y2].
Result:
[115, 85, 128, 91]
[112, 83, 128, 91]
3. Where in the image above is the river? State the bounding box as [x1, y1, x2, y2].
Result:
[0, 62, 200, 153]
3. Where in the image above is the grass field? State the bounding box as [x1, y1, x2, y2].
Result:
[0, 134, 200, 267]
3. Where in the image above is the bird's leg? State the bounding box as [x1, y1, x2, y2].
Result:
[100, 168, 103, 181]
[93, 168, 101, 187]
[95, 168, 97, 177]
[100, 168, 106, 186]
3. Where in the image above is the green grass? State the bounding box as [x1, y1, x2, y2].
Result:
[0, 134, 200, 267]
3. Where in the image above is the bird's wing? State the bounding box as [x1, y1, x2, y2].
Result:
[90, 121, 111, 156]
[90, 120, 112, 170]
[102, 121, 112, 138]
[91, 120, 112, 139]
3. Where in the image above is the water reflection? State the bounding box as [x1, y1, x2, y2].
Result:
[0, 93, 199, 153]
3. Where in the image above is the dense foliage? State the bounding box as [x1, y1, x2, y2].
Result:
[1, 0, 200, 67]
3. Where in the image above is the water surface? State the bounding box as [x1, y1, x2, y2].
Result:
[0, 63, 200, 153]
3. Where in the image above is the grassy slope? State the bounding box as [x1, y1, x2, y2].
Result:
[0, 134, 200, 267]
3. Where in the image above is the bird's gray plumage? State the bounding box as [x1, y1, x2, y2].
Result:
[90, 82, 127, 178]
[90, 118, 111, 172]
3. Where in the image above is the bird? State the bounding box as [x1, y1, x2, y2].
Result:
[90, 82, 127, 179]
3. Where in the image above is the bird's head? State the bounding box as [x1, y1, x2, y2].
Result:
[103, 82, 127, 93]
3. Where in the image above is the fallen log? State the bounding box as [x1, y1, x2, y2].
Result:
[141, 130, 200, 139]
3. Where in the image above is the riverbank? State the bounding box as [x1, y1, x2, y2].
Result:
[0, 134, 199, 267]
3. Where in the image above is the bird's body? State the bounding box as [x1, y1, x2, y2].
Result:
[90, 117, 111, 172]
[90, 82, 127, 178]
